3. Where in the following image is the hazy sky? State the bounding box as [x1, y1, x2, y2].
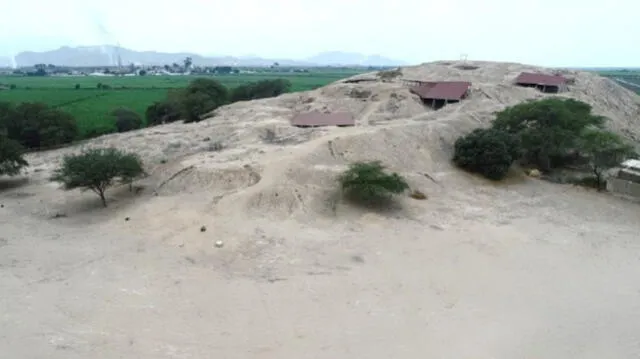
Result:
[0, 0, 636, 66]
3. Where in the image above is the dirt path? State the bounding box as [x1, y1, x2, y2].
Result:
[358, 99, 382, 126]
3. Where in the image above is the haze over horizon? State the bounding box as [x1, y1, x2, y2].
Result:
[0, 0, 637, 67]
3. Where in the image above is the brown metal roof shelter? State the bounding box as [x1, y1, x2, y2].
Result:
[515, 72, 568, 93]
[410, 81, 471, 109]
[291, 111, 355, 128]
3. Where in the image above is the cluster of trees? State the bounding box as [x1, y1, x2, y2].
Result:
[0, 133, 28, 176]
[453, 98, 635, 188]
[230, 79, 291, 103]
[0, 77, 294, 192]
[0, 77, 293, 151]
[145, 78, 291, 125]
[0, 102, 79, 150]
[0, 101, 80, 178]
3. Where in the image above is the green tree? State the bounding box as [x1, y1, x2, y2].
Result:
[145, 100, 182, 126]
[0, 133, 28, 176]
[453, 128, 521, 180]
[183, 57, 193, 71]
[111, 107, 143, 133]
[578, 129, 635, 190]
[338, 161, 409, 206]
[230, 79, 292, 102]
[2, 102, 78, 149]
[51, 148, 145, 207]
[179, 78, 229, 123]
[492, 98, 605, 171]
[0, 102, 15, 126]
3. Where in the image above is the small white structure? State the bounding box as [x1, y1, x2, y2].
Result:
[607, 159, 640, 200]
[620, 159, 640, 170]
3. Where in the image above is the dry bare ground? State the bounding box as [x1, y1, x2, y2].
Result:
[2, 61, 640, 358]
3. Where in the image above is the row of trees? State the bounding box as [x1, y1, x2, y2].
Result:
[0, 77, 293, 151]
[145, 78, 291, 125]
[0, 102, 79, 150]
[453, 98, 635, 188]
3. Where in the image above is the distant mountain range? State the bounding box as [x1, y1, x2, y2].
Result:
[0, 46, 408, 68]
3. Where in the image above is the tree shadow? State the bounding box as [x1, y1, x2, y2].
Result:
[0, 177, 29, 191]
[327, 189, 406, 216]
[47, 183, 150, 223]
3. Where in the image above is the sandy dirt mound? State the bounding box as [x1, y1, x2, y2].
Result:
[20, 61, 640, 221]
[3, 61, 640, 358]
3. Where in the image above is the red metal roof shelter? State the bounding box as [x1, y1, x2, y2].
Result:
[410, 81, 471, 101]
[291, 111, 354, 127]
[515, 72, 568, 93]
[409, 81, 471, 109]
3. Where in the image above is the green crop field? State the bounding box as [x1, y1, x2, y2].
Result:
[596, 69, 640, 94]
[0, 70, 366, 137]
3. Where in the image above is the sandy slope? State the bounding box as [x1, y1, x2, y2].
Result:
[2, 61, 640, 358]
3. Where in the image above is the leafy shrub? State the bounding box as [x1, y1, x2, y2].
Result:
[51, 148, 145, 207]
[111, 108, 143, 133]
[0, 133, 28, 176]
[145, 100, 182, 126]
[492, 98, 605, 171]
[0, 102, 78, 149]
[230, 79, 291, 102]
[453, 128, 521, 180]
[180, 78, 229, 123]
[338, 161, 409, 205]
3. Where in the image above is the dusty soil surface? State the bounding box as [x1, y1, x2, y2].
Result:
[2, 61, 640, 358]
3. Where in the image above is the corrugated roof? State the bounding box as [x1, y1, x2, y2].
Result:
[515, 72, 567, 86]
[410, 81, 471, 100]
[291, 111, 354, 127]
[409, 82, 437, 98]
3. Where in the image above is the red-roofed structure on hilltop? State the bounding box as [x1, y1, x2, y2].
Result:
[410, 81, 472, 109]
[514, 72, 568, 93]
[291, 111, 354, 128]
